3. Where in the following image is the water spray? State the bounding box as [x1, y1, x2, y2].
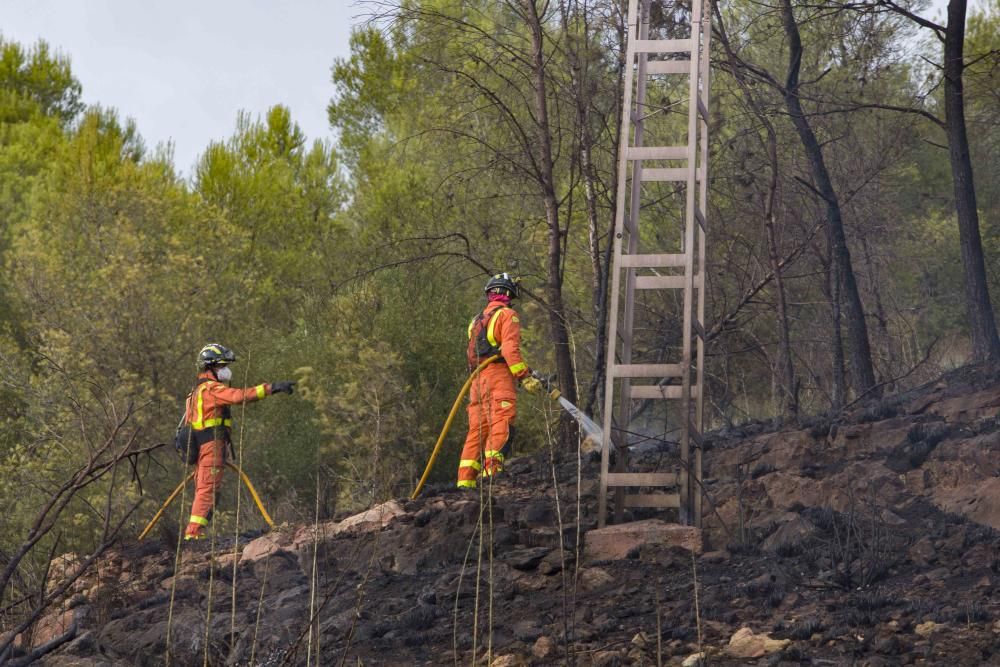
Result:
[532, 372, 603, 449]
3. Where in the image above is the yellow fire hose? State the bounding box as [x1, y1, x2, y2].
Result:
[138, 462, 275, 540]
[411, 354, 499, 499]
[229, 463, 276, 528]
[137, 470, 196, 541]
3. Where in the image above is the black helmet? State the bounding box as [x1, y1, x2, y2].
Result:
[197, 343, 236, 370]
[484, 272, 519, 298]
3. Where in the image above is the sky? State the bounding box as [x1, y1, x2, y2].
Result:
[0, 0, 365, 177]
[1, 0, 960, 179]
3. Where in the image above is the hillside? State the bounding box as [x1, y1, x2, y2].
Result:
[12, 365, 1000, 666]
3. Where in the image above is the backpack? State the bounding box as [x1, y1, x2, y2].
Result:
[468, 306, 508, 365]
[174, 412, 200, 465]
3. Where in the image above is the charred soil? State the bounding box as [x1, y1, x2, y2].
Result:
[17, 364, 1000, 666]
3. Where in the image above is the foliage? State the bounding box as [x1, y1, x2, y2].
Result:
[0, 0, 999, 627]
[0, 37, 83, 123]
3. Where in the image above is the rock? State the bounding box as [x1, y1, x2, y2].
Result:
[862, 657, 889, 667]
[64, 593, 87, 610]
[539, 559, 561, 575]
[413, 508, 433, 526]
[578, 567, 615, 591]
[517, 501, 555, 527]
[17, 606, 82, 650]
[511, 620, 541, 642]
[903, 468, 931, 494]
[909, 536, 936, 566]
[725, 626, 790, 658]
[532, 635, 557, 659]
[925, 567, 950, 583]
[631, 631, 649, 648]
[506, 546, 552, 571]
[932, 477, 1000, 531]
[701, 550, 729, 563]
[875, 634, 903, 655]
[513, 574, 548, 593]
[158, 575, 199, 597]
[593, 649, 624, 666]
[493, 525, 516, 546]
[584, 519, 702, 561]
[212, 551, 240, 569]
[62, 629, 97, 656]
[490, 654, 527, 667]
[745, 572, 777, 598]
[915, 621, 942, 637]
[289, 500, 407, 552]
[682, 653, 705, 667]
[907, 386, 944, 415]
[242, 530, 294, 563]
[926, 387, 1000, 422]
[762, 462, 905, 514]
[46, 553, 82, 595]
[879, 508, 906, 525]
[335, 499, 407, 533]
[963, 543, 994, 569]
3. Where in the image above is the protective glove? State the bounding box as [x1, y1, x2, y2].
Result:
[521, 376, 543, 395]
[271, 381, 296, 395]
[530, 370, 561, 400]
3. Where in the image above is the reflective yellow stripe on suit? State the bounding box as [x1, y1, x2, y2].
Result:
[485, 309, 504, 347]
[469, 309, 506, 348]
[192, 383, 211, 429]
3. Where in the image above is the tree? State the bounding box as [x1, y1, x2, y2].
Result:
[778, 0, 879, 397]
[329, 4, 625, 439]
[863, 0, 1000, 361]
[0, 38, 83, 124]
[713, 0, 882, 403]
[715, 13, 800, 417]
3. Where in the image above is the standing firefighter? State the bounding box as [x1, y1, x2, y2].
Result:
[182, 343, 296, 541]
[458, 273, 545, 488]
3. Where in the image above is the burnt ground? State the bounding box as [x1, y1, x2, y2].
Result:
[15, 364, 1000, 666]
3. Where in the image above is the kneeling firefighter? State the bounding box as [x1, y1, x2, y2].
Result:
[182, 343, 296, 541]
[457, 273, 547, 489]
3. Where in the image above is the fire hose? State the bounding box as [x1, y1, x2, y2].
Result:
[411, 354, 498, 499]
[138, 463, 275, 540]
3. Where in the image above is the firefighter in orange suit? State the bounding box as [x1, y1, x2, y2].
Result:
[458, 273, 544, 488]
[183, 343, 296, 541]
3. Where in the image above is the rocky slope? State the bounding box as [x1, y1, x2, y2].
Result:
[13, 365, 1000, 666]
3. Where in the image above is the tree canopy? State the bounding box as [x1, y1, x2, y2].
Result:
[1, 0, 998, 626]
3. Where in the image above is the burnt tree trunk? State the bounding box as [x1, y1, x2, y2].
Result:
[715, 6, 799, 417]
[780, 0, 878, 398]
[586, 9, 626, 418]
[524, 0, 579, 411]
[943, 0, 1000, 362]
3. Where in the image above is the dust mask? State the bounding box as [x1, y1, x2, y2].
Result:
[216, 366, 233, 382]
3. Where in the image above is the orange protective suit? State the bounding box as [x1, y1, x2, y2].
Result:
[458, 300, 531, 488]
[183, 371, 272, 540]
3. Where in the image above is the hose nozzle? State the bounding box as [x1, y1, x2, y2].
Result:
[532, 370, 561, 401]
